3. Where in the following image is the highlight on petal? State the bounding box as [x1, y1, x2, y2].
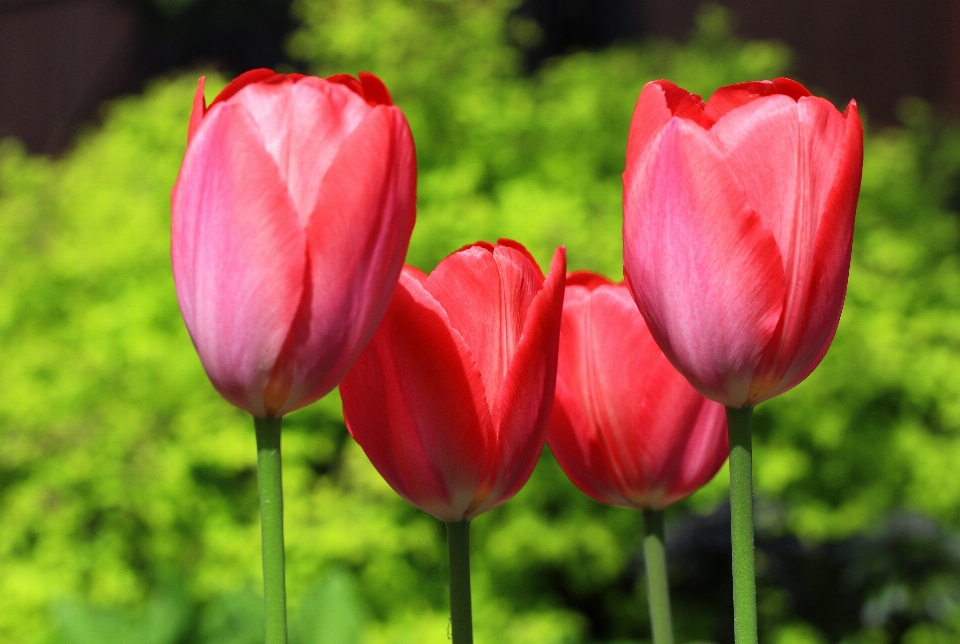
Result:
[623, 117, 785, 406]
[229, 76, 372, 222]
[339, 272, 494, 522]
[172, 102, 305, 416]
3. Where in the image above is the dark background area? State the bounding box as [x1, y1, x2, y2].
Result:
[1, 0, 957, 154]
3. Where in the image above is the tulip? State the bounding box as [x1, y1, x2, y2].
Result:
[171, 69, 416, 644]
[548, 271, 728, 511]
[172, 69, 416, 418]
[548, 271, 727, 644]
[621, 78, 863, 644]
[340, 239, 566, 644]
[622, 78, 862, 409]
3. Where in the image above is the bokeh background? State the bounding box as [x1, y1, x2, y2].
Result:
[3, 1, 960, 643]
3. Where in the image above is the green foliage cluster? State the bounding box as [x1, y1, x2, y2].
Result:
[2, 1, 960, 642]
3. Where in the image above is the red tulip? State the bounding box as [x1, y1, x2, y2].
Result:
[171, 69, 416, 417]
[548, 272, 728, 511]
[622, 78, 863, 408]
[339, 240, 566, 522]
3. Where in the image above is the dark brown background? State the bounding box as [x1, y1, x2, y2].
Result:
[1, 0, 955, 154]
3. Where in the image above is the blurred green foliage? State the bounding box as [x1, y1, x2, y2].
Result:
[3, 1, 960, 643]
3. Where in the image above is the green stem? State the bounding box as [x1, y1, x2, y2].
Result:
[642, 509, 674, 644]
[255, 416, 288, 644]
[726, 406, 757, 644]
[445, 520, 473, 644]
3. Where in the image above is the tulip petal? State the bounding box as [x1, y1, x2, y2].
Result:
[187, 77, 207, 144]
[710, 94, 848, 402]
[171, 102, 305, 416]
[469, 247, 566, 517]
[276, 105, 416, 413]
[339, 271, 494, 522]
[229, 77, 371, 223]
[623, 117, 785, 406]
[704, 77, 811, 122]
[425, 243, 543, 415]
[565, 270, 611, 290]
[359, 71, 394, 106]
[549, 282, 651, 508]
[762, 100, 863, 399]
[626, 81, 711, 179]
[208, 68, 280, 108]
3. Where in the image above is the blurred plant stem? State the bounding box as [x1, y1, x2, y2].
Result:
[255, 416, 288, 644]
[727, 406, 757, 644]
[446, 520, 473, 644]
[642, 509, 674, 644]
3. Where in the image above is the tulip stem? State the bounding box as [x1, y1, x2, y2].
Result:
[255, 416, 288, 644]
[445, 520, 473, 644]
[726, 406, 757, 644]
[642, 509, 674, 644]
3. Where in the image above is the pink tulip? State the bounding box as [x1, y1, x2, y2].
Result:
[622, 78, 863, 408]
[171, 69, 416, 417]
[548, 272, 728, 511]
[339, 240, 566, 522]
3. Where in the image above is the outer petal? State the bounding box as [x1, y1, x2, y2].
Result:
[759, 100, 863, 401]
[424, 242, 543, 415]
[208, 68, 280, 108]
[631, 352, 728, 509]
[470, 246, 566, 517]
[710, 94, 849, 403]
[339, 271, 494, 522]
[171, 102, 305, 416]
[277, 105, 417, 414]
[549, 280, 649, 508]
[660, 397, 728, 506]
[228, 77, 371, 222]
[623, 117, 785, 407]
[187, 76, 207, 144]
[358, 71, 394, 106]
[625, 81, 711, 180]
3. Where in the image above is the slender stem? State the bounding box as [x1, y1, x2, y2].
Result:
[726, 406, 757, 644]
[642, 509, 674, 644]
[445, 520, 473, 644]
[255, 416, 288, 644]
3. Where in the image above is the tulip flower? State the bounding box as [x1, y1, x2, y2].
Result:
[621, 78, 863, 644]
[171, 69, 416, 644]
[172, 69, 416, 419]
[340, 240, 566, 644]
[549, 271, 728, 510]
[622, 77, 862, 409]
[548, 271, 727, 644]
